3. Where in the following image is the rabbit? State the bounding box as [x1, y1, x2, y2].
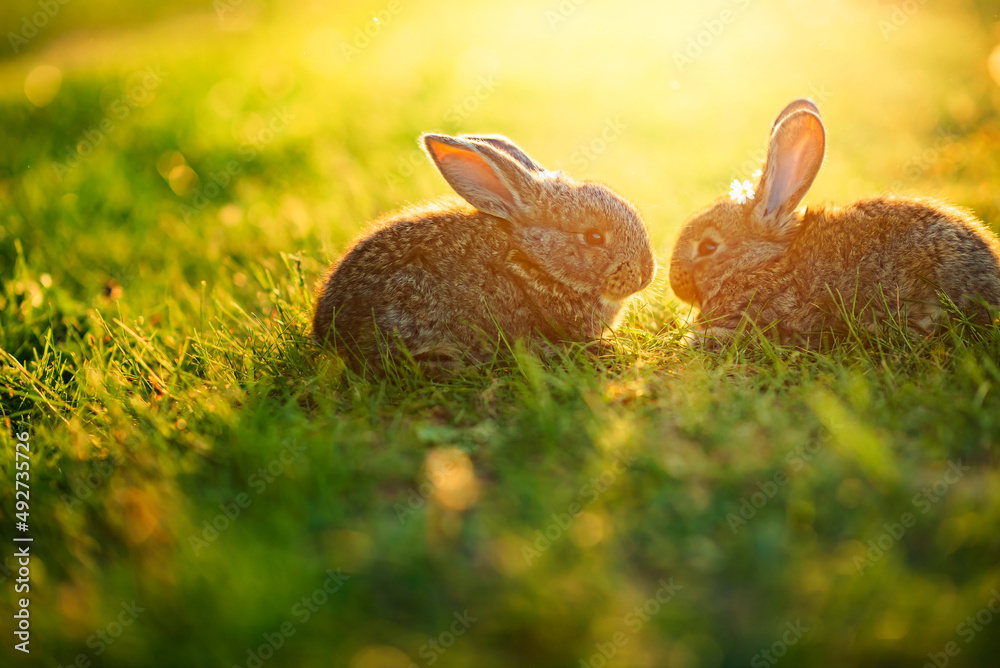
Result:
[313, 133, 656, 372]
[669, 98, 1000, 347]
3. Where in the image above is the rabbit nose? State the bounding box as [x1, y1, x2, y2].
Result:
[669, 261, 697, 305]
[640, 255, 656, 288]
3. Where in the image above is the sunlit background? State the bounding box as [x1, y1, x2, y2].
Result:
[6, 0, 1000, 263]
[3, 0, 1000, 666]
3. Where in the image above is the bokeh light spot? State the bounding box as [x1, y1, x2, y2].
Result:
[168, 164, 199, 196]
[349, 645, 413, 668]
[570, 511, 607, 548]
[24, 65, 62, 107]
[220, 203, 244, 227]
[836, 477, 864, 508]
[988, 44, 1000, 88]
[874, 611, 911, 640]
[156, 151, 188, 179]
[260, 64, 294, 100]
[304, 28, 345, 77]
[208, 78, 248, 119]
[426, 447, 480, 511]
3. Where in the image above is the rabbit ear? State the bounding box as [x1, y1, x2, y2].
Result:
[753, 110, 826, 231]
[422, 134, 539, 221]
[770, 98, 821, 135]
[458, 134, 546, 173]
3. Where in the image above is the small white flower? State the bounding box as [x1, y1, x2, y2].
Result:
[729, 179, 756, 204]
[752, 169, 763, 178]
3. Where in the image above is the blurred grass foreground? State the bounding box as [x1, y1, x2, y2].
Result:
[4, 0, 1000, 666]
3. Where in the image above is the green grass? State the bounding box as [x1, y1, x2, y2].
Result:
[3, 0, 1000, 666]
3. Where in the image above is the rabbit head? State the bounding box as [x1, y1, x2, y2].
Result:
[423, 133, 656, 308]
[669, 99, 825, 312]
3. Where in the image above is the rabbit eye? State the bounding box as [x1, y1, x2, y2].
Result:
[584, 229, 605, 246]
[697, 239, 718, 257]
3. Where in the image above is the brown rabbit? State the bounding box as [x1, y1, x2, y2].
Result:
[669, 99, 1000, 346]
[313, 133, 656, 371]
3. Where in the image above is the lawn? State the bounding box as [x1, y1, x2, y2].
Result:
[2, 0, 1000, 666]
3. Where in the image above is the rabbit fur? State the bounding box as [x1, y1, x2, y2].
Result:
[669, 99, 1000, 346]
[314, 133, 656, 371]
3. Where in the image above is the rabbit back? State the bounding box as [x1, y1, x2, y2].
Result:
[779, 197, 1000, 336]
[313, 201, 512, 366]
